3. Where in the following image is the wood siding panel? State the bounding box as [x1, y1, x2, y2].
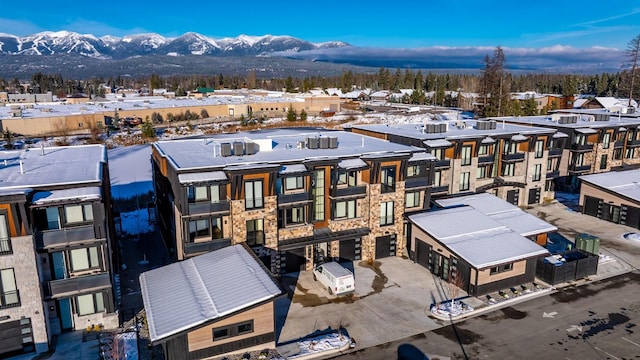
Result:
[0, 203, 18, 237]
[476, 260, 527, 285]
[187, 302, 274, 352]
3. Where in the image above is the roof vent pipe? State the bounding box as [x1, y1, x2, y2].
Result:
[19, 160, 24, 174]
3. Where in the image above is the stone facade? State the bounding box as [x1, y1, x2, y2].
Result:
[0, 236, 49, 354]
[366, 182, 406, 260]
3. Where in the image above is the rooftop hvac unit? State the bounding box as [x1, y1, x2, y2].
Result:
[489, 120, 497, 129]
[10, 105, 20, 110]
[245, 142, 257, 155]
[595, 113, 610, 122]
[297, 140, 306, 149]
[328, 136, 338, 148]
[439, 123, 448, 133]
[233, 141, 244, 155]
[319, 136, 330, 149]
[627, 107, 635, 114]
[475, 121, 486, 130]
[307, 137, 319, 149]
[220, 143, 232, 157]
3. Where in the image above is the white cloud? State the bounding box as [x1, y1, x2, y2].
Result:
[0, 18, 43, 36]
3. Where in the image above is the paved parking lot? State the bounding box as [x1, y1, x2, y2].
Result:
[276, 257, 456, 349]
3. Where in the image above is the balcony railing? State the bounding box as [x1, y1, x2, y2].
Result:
[330, 185, 367, 198]
[0, 238, 11, 255]
[381, 183, 395, 194]
[380, 216, 394, 226]
[188, 201, 230, 215]
[0, 290, 20, 309]
[432, 185, 449, 194]
[434, 159, 451, 169]
[477, 155, 495, 164]
[614, 140, 625, 148]
[569, 164, 592, 174]
[546, 170, 560, 179]
[570, 143, 594, 152]
[548, 148, 563, 157]
[46, 273, 111, 299]
[405, 177, 429, 189]
[35, 225, 99, 250]
[278, 192, 312, 206]
[184, 238, 231, 256]
[627, 139, 640, 147]
[502, 153, 525, 162]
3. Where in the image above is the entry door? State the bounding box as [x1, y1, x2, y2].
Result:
[507, 190, 519, 205]
[58, 298, 74, 331]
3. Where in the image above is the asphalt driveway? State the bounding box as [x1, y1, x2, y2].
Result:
[276, 257, 456, 349]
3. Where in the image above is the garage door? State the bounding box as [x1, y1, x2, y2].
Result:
[528, 188, 541, 205]
[281, 248, 306, 274]
[0, 318, 34, 358]
[339, 238, 361, 262]
[583, 195, 601, 217]
[416, 240, 431, 269]
[375, 235, 396, 259]
[622, 205, 640, 229]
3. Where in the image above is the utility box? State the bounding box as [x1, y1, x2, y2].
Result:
[575, 233, 600, 255]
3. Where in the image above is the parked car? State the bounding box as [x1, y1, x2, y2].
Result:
[313, 262, 355, 296]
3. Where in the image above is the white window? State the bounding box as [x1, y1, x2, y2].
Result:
[533, 164, 542, 181]
[461, 146, 472, 166]
[0, 214, 10, 254]
[405, 192, 421, 208]
[77, 292, 105, 316]
[335, 200, 356, 219]
[64, 204, 93, 224]
[535, 140, 544, 158]
[70, 247, 100, 272]
[380, 201, 394, 226]
[459, 172, 470, 191]
[285, 176, 304, 191]
[245, 180, 264, 209]
[0, 268, 19, 308]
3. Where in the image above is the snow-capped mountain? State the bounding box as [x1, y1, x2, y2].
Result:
[0, 31, 350, 58]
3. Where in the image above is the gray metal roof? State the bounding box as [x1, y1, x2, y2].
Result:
[153, 128, 423, 172]
[580, 169, 640, 203]
[409, 206, 548, 269]
[140, 244, 282, 343]
[0, 145, 106, 192]
[436, 193, 557, 237]
[32, 187, 102, 205]
[178, 171, 227, 184]
[495, 112, 640, 129]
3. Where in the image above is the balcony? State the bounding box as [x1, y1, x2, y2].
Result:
[434, 159, 451, 169]
[35, 225, 101, 250]
[614, 140, 625, 148]
[477, 155, 495, 165]
[546, 170, 560, 179]
[46, 273, 111, 299]
[184, 238, 231, 257]
[627, 139, 640, 147]
[502, 153, 525, 162]
[432, 185, 449, 194]
[278, 227, 370, 251]
[405, 177, 429, 189]
[570, 143, 594, 152]
[188, 201, 230, 215]
[278, 192, 312, 207]
[330, 185, 367, 198]
[548, 148, 563, 158]
[0, 290, 20, 309]
[569, 164, 592, 174]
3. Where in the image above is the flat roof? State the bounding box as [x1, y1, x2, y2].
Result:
[436, 193, 557, 237]
[0, 145, 106, 192]
[352, 120, 554, 142]
[409, 206, 548, 269]
[494, 112, 640, 129]
[153, 128, 424, 172]
[580, 169, 640, 203]
[140, 244, 282, 343]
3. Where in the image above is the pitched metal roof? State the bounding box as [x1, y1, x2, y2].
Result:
[178, 171, 227, 184]
[580, 169, 640, 203]
[140, 245, 282, 343]
[409, 206, 548, 269]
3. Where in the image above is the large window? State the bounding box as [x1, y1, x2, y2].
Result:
[46, 207, 60, 230]
[626, 148, 635, 159]
[64, 204, 94, 224]
[407, 164, 421, 177]
[490, 263, 513, 275]
[459, 172, 470, 191]
[70, 247, 100, 272]
[602, 132, 611, 149]
[76, 292, 105, 316]
[279, 207, 305, 228]
[461, 145, 472, 166]
[188, 185, 221, 203]
[313, 169, 325, 221]
[430, 148, 444, 160]
[501, 163, 515, 177]
[478, 145, 489, 156]
[334, 200, 356, 219]
[476, 166, 488, 179]
[434, 170, 442, 187]
[337, 170, 357, 187]
[574, 153, 585, 166]
[535, 140, 544, 158]
[245, 180, 264, 210]
[503, 141, 518, 155]
[381, 166, 396, 193]
[380, 201, 394, 226]
[188, 217, 223, 242]
[405, 191, 421, 208]
[0, 268, 19, 309]
[285, 176, 305, 191]
[0, 214, 11, 255]
[600, 154, 608, 170]
[246, 219, 264, 246]
[532, 164, 542, 181]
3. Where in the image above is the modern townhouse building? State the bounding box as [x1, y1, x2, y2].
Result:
[498, 110, 640, 190]
[0, 144, 117, 358]
[151, 128, 434, 274]
[348, 120, 559, 207]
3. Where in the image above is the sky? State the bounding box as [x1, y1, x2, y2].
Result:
[1, 1, 639, 50]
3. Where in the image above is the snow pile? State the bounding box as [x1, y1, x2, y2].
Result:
[431, 300, 474, 318]
[623, 232, 640, 242]
[287, 331, 352, 359]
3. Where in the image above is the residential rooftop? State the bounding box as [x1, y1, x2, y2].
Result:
[491, 111, 640, 130]
[350, 119, 555, 141]
[436, 193, 557, 237]
[139, 244, 282, 343]
[0, 144, 106, 194]
[153, 128, 430, 171]
[409, 206, 549, 269]
[580, 169, 640, 203]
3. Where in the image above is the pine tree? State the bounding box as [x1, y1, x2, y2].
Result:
[286, 106, 297, 122]
[624, 34, 640, 106]
[141, 119, 156, 139]
[300, 109, 308, 122]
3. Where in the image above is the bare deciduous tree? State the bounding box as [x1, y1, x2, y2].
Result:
[624, 34, 640, 107]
